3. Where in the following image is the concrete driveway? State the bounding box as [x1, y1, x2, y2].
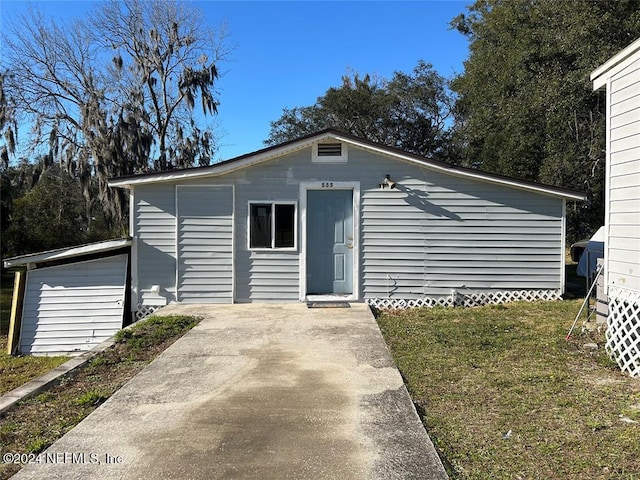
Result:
[12, 303, 448, 479]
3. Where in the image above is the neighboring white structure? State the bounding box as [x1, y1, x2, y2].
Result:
[3, 239, 131, 356]
[591, 38, 640, 377]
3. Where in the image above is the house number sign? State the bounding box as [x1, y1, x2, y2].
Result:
[321, 182, 334, 188]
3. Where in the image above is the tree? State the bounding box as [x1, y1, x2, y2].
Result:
[0, 71, 19, 261]
[0, 72, 18, 170]
[2, 166, 113, 256]
[266, 61, 455, 161]
[450, 0, 640, 241]
[2, 0, 229, 231]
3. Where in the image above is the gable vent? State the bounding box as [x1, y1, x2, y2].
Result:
[313, 142, 348, 163]
[317, 143, 342, 156]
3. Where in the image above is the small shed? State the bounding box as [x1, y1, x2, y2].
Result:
[109, 129, 585, 313]
[591, 37, 640, 377]
[3, 239, 131, 356]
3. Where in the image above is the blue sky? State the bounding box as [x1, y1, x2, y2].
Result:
[1, 0, 470, 161]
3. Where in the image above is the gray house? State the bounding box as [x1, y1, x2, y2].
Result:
[109, 129, 585, 313]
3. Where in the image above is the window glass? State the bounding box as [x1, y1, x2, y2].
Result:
[249, 203, 296, 249]
[275, 204, 295, 248]
[250, 204, 272, 248]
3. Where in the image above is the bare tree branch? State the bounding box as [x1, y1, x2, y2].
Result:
[3, 0, 231, 230]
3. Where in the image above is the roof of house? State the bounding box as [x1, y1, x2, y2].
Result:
[109, 129, 586, 201]
[3, 238, 132, 269]
[591, 37, 640, 90]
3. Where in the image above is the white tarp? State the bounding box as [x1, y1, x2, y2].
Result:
[577, 226, 605, 278]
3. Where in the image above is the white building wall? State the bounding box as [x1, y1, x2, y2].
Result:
[606, 56, 640, 293]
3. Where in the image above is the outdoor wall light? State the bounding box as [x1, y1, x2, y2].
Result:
[379, 174, 396, 189]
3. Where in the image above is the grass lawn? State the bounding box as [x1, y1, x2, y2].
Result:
[0, 338, 69, 396]
[377, 300, 640, 479]
[0, 314, 200, 480]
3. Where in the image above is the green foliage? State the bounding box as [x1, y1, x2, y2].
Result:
[25, 438, 50, 454]
[75, 389, 109, 407]
[451, 0, 640, 242]
[33, 392, 55, 403]
[0, 342, 68, 396]
[1, 166, 116, 257]
[1, 270, 13, 335]
[266, 61, 455, 161]
[115, 315, 200, 352]
[88, 355, 109, 368]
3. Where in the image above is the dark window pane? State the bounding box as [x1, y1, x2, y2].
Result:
[250, 204, 272, 248]
[275, 204, 295, 248]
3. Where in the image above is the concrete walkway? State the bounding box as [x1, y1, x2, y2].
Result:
[12, 303, 448, 479]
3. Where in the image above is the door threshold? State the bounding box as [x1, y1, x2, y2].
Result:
[305, 294, 354, 302]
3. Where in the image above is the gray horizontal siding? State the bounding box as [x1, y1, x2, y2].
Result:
[355, 151, 563, 299]
[134, 185, 177, 303]
[228, 146, 564, 300]
[608, 55, 640, 292]
[231, 174, 300, 302]
[20, 254, 128, 356]
[132, 144, 567, 303]
[177, 186, 233, 303]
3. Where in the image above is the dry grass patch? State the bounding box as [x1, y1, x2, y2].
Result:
[377, 300, 640, 479]
[0, 314, 200, 480]
[0, 338, 69, 396]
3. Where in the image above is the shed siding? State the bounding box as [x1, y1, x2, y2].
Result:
[177, 186, 234, 303]
[20, 254, 128, 355]
[134, 185, 176, 303]
[608, 56, 640, 292]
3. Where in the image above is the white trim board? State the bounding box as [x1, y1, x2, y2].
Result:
[591, 37, 640, 90]
[4, 238, 132, 269]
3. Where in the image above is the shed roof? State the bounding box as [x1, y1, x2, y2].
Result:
[591, 37, 640, 90]
[3, 238, 132, 269]
[109, 129, 586, 201]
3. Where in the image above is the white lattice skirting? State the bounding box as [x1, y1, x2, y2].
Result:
[606, 286, 640, 378]
[367, 289, 562, 311]
[135, 304, 161, 320]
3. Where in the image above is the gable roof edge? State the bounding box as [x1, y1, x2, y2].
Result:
[109, 128, 585, 201]
[109, 130, 338, 188]
[591, 37, 640, 90]
[3, 238, 132, 269]
[330, 132, 586, 201]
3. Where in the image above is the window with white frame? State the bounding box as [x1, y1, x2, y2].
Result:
[249, 202, 296, 249]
